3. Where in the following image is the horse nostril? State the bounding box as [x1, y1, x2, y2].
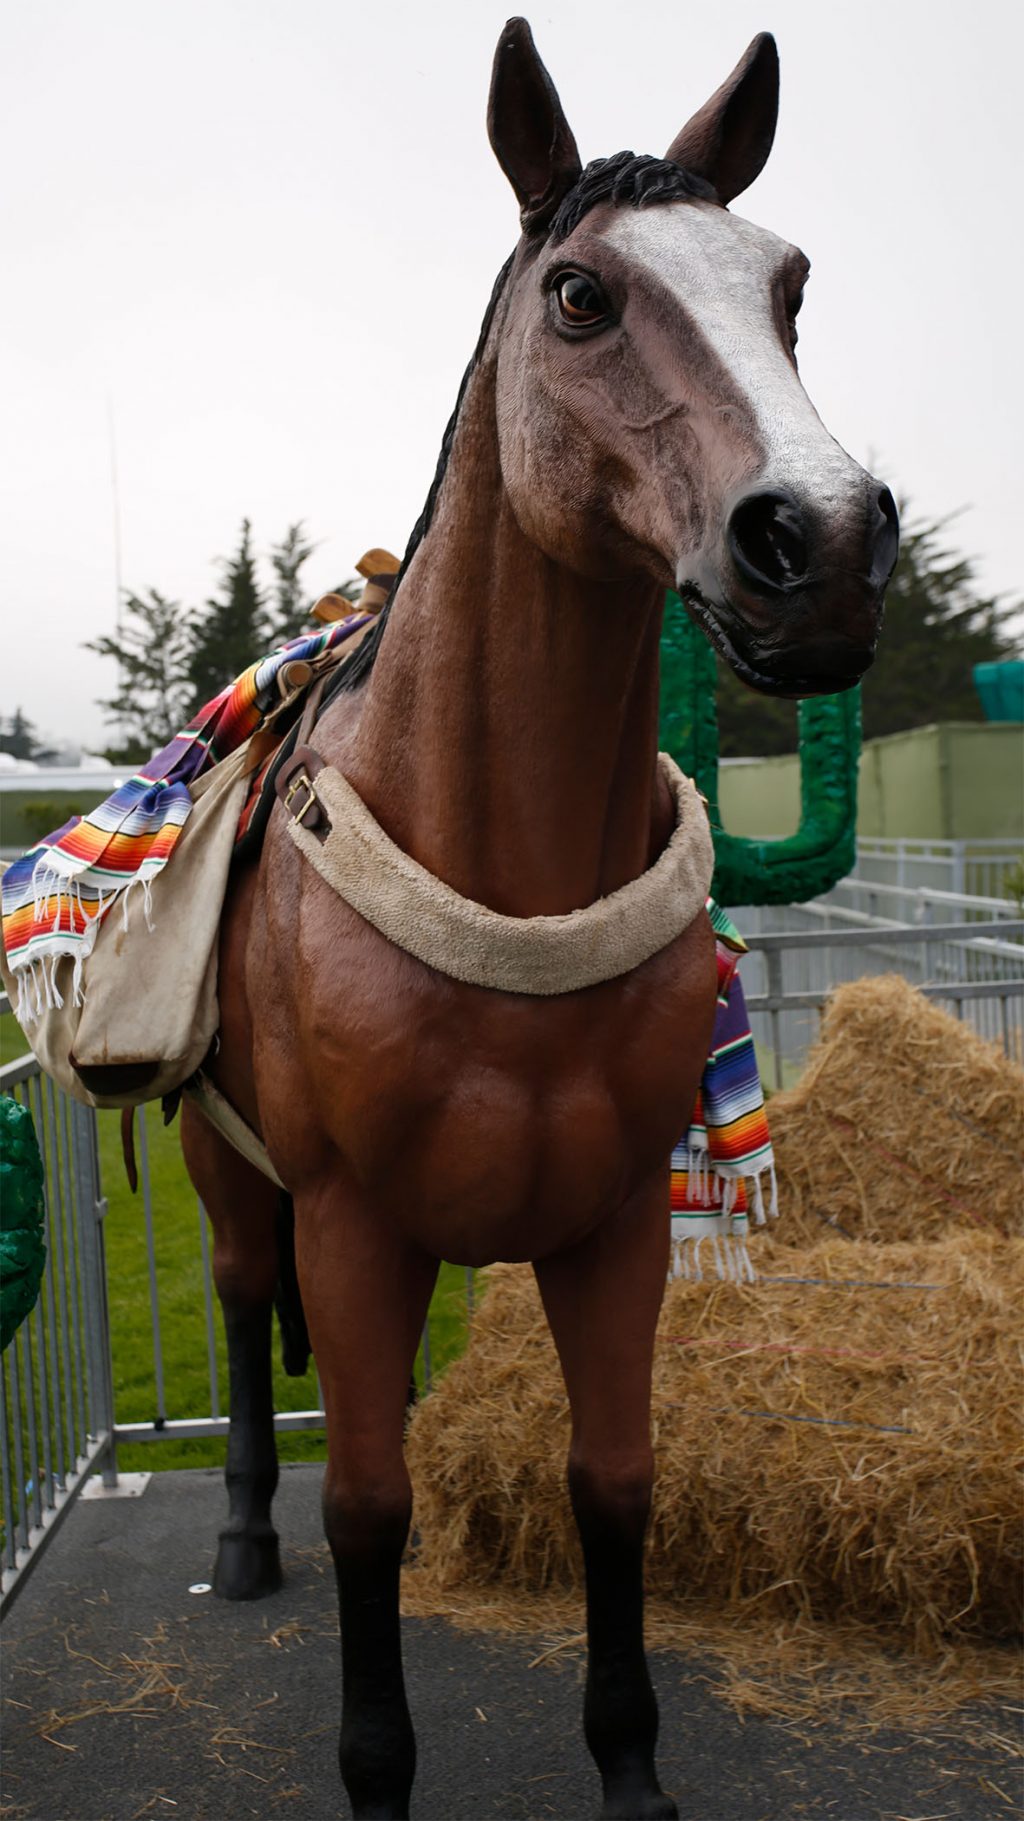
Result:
[869, 484, 900, 587]
[727, 490, 810, 594]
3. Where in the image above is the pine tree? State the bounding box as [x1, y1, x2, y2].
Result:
[858, 512, 1019, 743]
[0, 708, 51, 761]
[187, 518, 269, 711]
[712, 506, 1020, 756]
[268, 522, 318, 644]
[85, 589, 195, 760]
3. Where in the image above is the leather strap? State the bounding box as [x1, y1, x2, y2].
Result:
[184, 1072, 284, 1188]
[273, 675, 331, 842]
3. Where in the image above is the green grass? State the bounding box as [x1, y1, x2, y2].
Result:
[1, 1007, 26, 1068]
[3, 1010, 478, 1475]
[100, 1108, 478, 1473]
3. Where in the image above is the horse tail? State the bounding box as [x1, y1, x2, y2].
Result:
[274, 1192, 311, 1377]
[120, 1108, 138, 1193]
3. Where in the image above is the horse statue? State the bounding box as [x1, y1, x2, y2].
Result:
[181, 21, 898, 1817]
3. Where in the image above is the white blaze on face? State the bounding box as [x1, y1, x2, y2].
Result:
[601, 202, 866, 518]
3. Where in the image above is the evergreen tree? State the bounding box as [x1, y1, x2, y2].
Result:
[713, 507, 1020, 757]
[268, 521, 318, 643]
[85, 589, 195, 760]
[187, 518, 269, 710]
[713, 662, 799, 759]
[858, 512, 1019, 743]
[0, 707, 56, 762]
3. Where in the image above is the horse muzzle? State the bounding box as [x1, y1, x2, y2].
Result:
[678, 481, 899, 698]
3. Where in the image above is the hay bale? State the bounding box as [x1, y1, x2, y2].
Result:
[767, 975, 1023, 1245]
[406, 1235, 1023, 1651]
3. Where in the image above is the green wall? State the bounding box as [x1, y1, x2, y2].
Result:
[717, 757, 802, 840]
[943, 725, 1024, 840]
[718, 722, 1024, 842]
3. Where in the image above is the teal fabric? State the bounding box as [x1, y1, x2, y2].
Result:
[0, 1096, 47, 1351]
[974, 660, 1024, 723]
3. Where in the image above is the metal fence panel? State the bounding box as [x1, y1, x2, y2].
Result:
[734, 911, 1024, 1087]
[0, 1036, 115, 1616]
[853, 837, 1022, 901]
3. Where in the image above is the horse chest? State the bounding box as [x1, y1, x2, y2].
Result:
[276, 908, 715, 1263]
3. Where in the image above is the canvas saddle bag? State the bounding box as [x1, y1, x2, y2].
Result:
[0, 575, 395, 1116]
[0, 746, 250, 1110]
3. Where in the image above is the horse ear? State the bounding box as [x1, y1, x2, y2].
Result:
[488, 17, 582, 233]
[664, 33, 779, 205]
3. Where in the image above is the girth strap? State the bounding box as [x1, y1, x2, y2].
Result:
[184, 1072, 284, 1188]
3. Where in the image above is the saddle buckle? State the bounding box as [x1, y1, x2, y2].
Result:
[284, 770, 322, 829]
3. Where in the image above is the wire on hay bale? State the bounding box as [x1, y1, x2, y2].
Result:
[766, 975, 1023, 1246]
[405, 1234, 1023, 1654]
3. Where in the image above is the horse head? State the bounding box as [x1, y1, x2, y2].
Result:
[487, 19, 899, 697]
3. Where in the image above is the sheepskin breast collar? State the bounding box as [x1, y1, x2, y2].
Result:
[275, 750, 714, 996]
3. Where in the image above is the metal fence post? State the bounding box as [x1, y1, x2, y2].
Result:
[69, 1102, 118, 1487]
[764, 945, 786, 1093]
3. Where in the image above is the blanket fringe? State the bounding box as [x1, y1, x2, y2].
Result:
[677, 1144, 778, 1226]
[669, 1229, 756, 1285]
[119, 869, 155, 935]
[669, 1153, 777, 1286]
[13, 857, 160, 1026]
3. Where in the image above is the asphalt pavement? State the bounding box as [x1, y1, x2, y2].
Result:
[1, 1465, 1019, 1821]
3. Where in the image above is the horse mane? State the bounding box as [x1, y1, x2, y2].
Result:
[325, 154, 712, 698]
[548, 152, 715, 243]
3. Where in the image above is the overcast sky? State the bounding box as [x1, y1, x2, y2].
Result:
[3, 0, 1020, 751]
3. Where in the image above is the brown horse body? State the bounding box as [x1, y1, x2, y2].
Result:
[181, 21, 896, 1817]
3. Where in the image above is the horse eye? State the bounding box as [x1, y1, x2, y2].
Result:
[554, 271, 609, 328]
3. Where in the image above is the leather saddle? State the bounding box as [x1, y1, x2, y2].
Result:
[234, 552, 398, 863]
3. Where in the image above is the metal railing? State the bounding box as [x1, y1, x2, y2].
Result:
[736, 915, 1024, 1090]
[853, 836, 1022, 901]
[0, 1035, 116, 1617]
[821, 875, 1021, 929]
[109, 1103, 329, 1452]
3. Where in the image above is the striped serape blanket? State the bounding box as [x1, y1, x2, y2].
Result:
[1, 617, 373, 1025]
[670, 902, 776, 1284]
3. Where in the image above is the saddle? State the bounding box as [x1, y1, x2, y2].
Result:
[234, 551, 400, 863]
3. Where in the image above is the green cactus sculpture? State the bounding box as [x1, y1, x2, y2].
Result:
[0, 1096, 47, 1352]
[659, 592, 861, 907]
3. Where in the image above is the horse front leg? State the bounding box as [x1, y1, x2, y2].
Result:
[294, 1180, 438, 1820]
[535, 1170, 678, 1821]
[181, 1103, 284, 1599]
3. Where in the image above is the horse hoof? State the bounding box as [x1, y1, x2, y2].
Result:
[600, 1788, 678, 1820]
[213, 1529, 283, 1600]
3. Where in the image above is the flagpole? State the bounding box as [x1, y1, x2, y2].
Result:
[106, 391, 123, 637]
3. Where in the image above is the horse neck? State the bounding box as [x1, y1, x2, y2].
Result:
[337, 355, 669, 918]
